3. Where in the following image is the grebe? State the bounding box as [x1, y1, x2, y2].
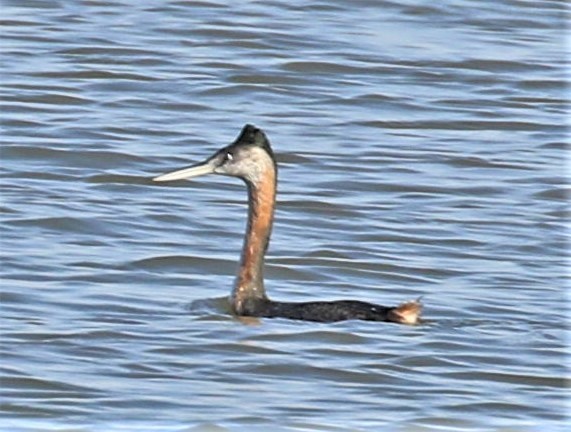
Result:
[154, 124, 422, 324]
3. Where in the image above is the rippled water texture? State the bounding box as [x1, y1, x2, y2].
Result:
[1, 1, 569, 431]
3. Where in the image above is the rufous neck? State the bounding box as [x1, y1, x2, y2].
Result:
[232, 165, 276, 311]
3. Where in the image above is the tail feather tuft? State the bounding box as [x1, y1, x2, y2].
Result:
[388, 298, 422, 325]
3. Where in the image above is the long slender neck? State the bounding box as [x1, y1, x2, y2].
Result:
[232, 164, 276, 313]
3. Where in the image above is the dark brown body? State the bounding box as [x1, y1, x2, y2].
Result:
[236, 297, 420, 324]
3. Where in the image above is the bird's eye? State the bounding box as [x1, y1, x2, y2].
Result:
[225, 152, 234, 162]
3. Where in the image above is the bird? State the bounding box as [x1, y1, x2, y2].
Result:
[153, 124, 422, 324]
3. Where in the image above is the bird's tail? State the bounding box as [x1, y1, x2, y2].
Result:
[387, 297, 423, 325]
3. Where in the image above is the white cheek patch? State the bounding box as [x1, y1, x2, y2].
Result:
[242, 147, 273, 184]
[218, 146, 274, 185]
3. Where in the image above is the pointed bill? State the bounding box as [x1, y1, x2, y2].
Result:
[153, 160, 216, 182]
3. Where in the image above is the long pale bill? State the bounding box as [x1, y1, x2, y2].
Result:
[153, 161, 215, 182]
